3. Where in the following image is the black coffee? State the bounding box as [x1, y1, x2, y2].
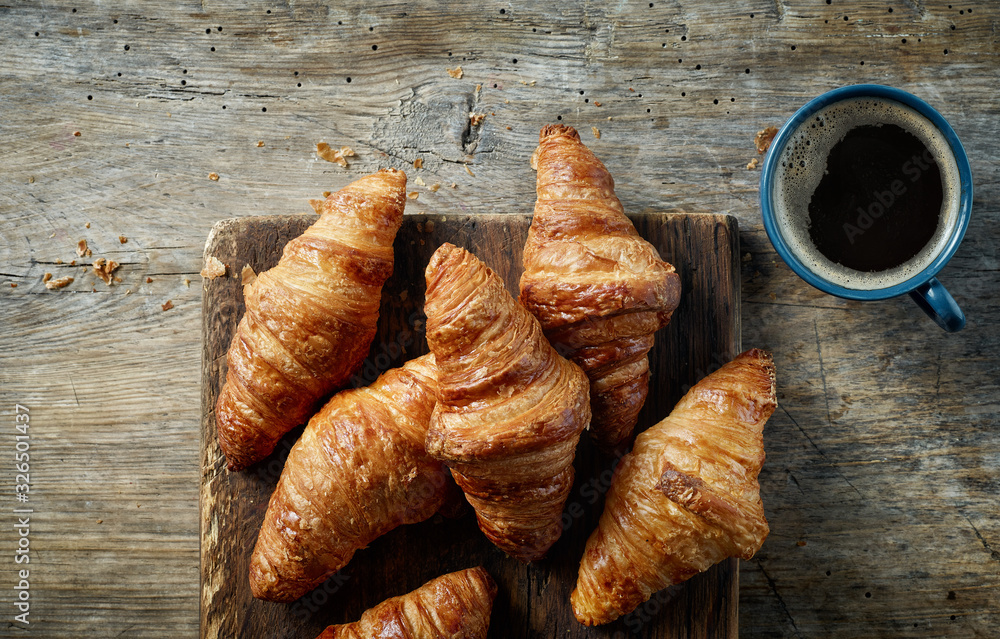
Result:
[807, 123, 942, 272]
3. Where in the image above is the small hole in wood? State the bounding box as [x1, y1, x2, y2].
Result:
[181, 80, 186, 85]
[646, 108, 651, 113]
[117, 72, 122, 76]
[731, 97, 735, 102]
[681, 91, 685, 96]
[372, 44, 378, 50]
[222, 105, 227, 109]
[183, 69, 188, 74]
[297, 83, 301, 87]
[944, 49, 949, 54]
[557, 115, 562, 120]
[294, 71, 298, 76]
[512, 58, 517, 64]
[262, 107, 267, 112]
[499, 8, 505, 14]
[338, 20, 342, 25]
[860, 60, 864, 65]
[210, 46, 215, 51]
[113, 19, 117, 24]
[750, 13, 754, 17]
[695, 64, 701, 69]
[791, 45, 796, 50]
[35, 31, 39, 36]
[901, 38, 907, 43]
[585, 98, 589, 103]
[124, 44, 130, 50]
[368, 26, 373, 31]
[72, 7, 77, 12]
[844, 15, 849, 20]
[681, 35, 686, 41]
[713, 98, 718, 104]
[865, 592, 872, 598]
[346, 76, 352, 83]
[87, 95, 93, 100]
[950, 24, 956, 30]
[745, 68, 750, 73]
[678, 58, 682, 63]
[217, 26, 223, 31]
[266, 9, 271, 14]
[206, 28, 211, 34]
[493, 83, 498, 88]
[959, 9, 964, 14]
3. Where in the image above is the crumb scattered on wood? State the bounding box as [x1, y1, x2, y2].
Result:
[73, 131, 81, 137]
[9, 283, 16, 288]
[450, 182, 458, 188]
[84, 222, 90, 229]
[592, 126, 601, 139]
[518, 79, 536, 86]
[746, 157, 760, 170]
[56, 259, 63, 264]
[755, 126, 780, 154]
[316, 142, 355, 167]
[146, 277, 153, 283]
[161, 300, 174, 311]
[425, 220, 435, 233]
[469, 113, 486, 126]
[742, 252, 753, 262]
[407, 191, 419, 200]
[183, 278, 190, 287]
[446, 66, 463, 79]
[240, 264, 257, 286]
[399, 290, 409, 301]
[43, 273, 52, 282]
[464, 165, 475, 177]
[413, 158, 423, 169]
[594, 101, 602, 107]
[45, 276, 73, 290]
[414, 176, 426, 187]
[28, 176, 34, 184]
[208, 172, 220, 181]
[119, 235, 128, 244]
[92, 258, 120, 286]
[200, 256, 227, 279]
[76, 239, 88, 257]
[256, 140, 265, 147]
[322, 190, 332, 198]
[429, 183, 441, 192]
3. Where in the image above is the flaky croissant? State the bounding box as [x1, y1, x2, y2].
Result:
[316, 567, 497, 639]
[250, 354, 453, 603]
[571, 349, 776, 626]
[215, 168, 407, 470]
[424, 243, 591, 562]
[519, 125, 681, 451]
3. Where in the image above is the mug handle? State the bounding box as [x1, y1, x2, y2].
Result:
[909, 277, 966, 332]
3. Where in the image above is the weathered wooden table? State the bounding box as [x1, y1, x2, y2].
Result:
[1, 2, 997, 637]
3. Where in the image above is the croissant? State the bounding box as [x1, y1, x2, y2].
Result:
[316, 567, 497, 639]
[519, 125, 682, 451]
[215, 168, 407, 470]
[250, 354, 453, 603]
[571, 349, 776, 625]
[424, 243, 591, 562]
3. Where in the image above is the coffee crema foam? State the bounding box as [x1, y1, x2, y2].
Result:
[773, 97, 960, 290]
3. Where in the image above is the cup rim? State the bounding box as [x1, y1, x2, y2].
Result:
[759, 84, 973, 301]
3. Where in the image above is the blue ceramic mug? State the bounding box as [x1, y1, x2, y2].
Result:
[760, 84, 972, 332]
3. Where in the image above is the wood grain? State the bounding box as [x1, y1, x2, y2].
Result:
[200, 212, 740, 638]
[0, 0, 998, 637]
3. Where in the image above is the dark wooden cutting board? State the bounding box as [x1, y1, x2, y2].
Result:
[200, 212, 740, 639]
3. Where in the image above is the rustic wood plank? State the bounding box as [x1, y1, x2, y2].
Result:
[0, 0, 998, 636]
[200, 212, 740, 639]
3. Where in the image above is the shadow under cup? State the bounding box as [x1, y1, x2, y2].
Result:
[760, 84, 973, 332]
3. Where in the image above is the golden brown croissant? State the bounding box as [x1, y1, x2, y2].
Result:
[519, 125, 682, 451]
[571, 349, 776, 625]
[250, 354, 453, 603]
[424, 243, 591, 562]
[316, 567, 497, 639]
[215, 168, 407, 470]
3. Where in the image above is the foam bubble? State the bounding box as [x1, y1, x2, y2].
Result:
[772, 97, 961, 290]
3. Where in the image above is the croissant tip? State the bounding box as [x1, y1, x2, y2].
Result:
[539, 123, 580, 142]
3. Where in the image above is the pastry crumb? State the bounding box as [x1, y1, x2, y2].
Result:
[414, 176, 426, 187]
[594, 101, 602, 107]
[399, 290, 409, 301]
[240, 264, 257, 286]
[469, 113, 486, 126]
[200, 256, 227, 279]
[85, 222, 90, 229]
[146, 276, 153, 283]
[592, 126, 601, 139]
[322, 190, 332, 198]
[45, 276, 73, 290]
[316, 142, 355, 167]
[407, 191, 419, 200]
[9, 283, 16, 288]
[73, 131, 81, 137]
[742, 252, 753, 263]
[429, 183, 441, 192]
[256, 140, 265, 147]
[413, 158, 424, 169]
[183, 278, 191, 287]
[746, 157, 760, 170]
[43, 273, 52, 283]
[208, 172, 220, 181]
[92, 258, 120, 286]
[754, 126, 779, 154]
[446, 66, 463, 79]
[464, 165, 475, 177]
[119, 235, 128, 244]
[161, 300, 174, 311]
[425, 220, 435, 233]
